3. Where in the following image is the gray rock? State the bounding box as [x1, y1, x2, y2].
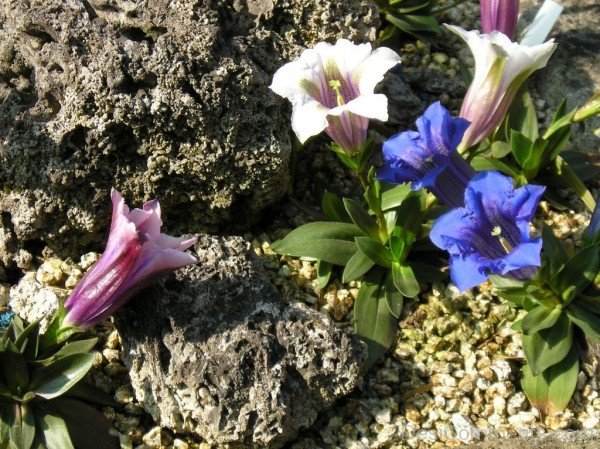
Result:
[115, 235, 367, 448]
[526, 0, 600, 153]
[0, 0, 379, 264]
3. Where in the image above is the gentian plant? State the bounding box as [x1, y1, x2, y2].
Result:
[490, 202, 600, 414]
[1, 191, 197, 449]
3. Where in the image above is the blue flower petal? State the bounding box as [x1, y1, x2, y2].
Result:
[413, 164, 447, 189]
[382, 130, 421, 160]
[511, 184, 546, 221]
[466, 171, 515, 213]
[497, 239, 543, 275]
[449, 253, 490, 292]
[430, 207, 475, 252]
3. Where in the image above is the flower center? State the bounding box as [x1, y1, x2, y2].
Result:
[491, 225, 513, 253]
[328, 80, 346, 107]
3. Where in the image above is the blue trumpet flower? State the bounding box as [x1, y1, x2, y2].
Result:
[430, 171, 545, 291]
[379, 102, 474, 207]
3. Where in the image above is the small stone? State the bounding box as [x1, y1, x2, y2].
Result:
[105, 362, 127, 377]
[451, 413, 480, 444]
[36, 259, 64, 286]
[507, 393, 528, 415]
[582, 416, 600, 429]
[114, 385, 134, 404]
[490, 360, 512, 381]
[142, 427, 173, 447]
[172, 439, 189, 449]
[80, 252, 99, 270]
[106, 330, 121, 349]
[377, 368, 400, 384]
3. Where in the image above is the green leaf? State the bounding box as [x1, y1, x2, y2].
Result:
[354, 274, 397, 368]
[381, 184, 411, 211]
[508, 87, 539, 140]
[270, 222, 362, 265]
[389, 229, 415, 263]
[391, 262, 420, 298]
[343, 198, 381, 241]
[550, 245, 600, 300]
[384, 271, 404, 319]
[355, 237, 393, 268]
[1, 405, 12, 448]
[470, 156, 522, 179]
[1, 351, 28, 397]
[63, 382, 116, 407]
[34, 409, 74, 449]
[544, 97, 576, 139]
[522, 344, 579, 416]
[521, 305, 562, 336]
[490, 141, 512, 158]
[549, 156, 597, 212]
[342, 251, 375, 283]
[49, 399, 119, 449]
[542, 226, 569, 271]
[29, 354, 95, 400]
[522, 313, 573, 376]
[510, 130, 534, 169]
[9, 404, 35, 449]
[15, 320, 40, 360]
[316, 260, 332, 290]
[566, 302, 600, 343]
[321, 190, 350, 222]
[51, 339, 98, 360]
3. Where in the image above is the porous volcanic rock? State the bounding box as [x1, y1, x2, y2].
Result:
[115, 235, 367, 448]
[0, 0, 379, 265]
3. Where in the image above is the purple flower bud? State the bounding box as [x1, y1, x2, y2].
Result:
[480, 0, 520, 40]
[584, 200, 600, 244]
[430, 171, 545, 292]
[379, 102, 474, 208]
[64, 190, 197, 329]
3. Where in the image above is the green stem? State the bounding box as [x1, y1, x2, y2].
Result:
[554, 156, 597, 212]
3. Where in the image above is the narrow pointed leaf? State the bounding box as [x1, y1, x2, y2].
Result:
[381, 184, 411, 211]
[522, 314, 573, 376]
[321, 191, 350, 222]
[10, 404, 35, 449]
[270, 222, 361, 265]
[343, 198, 380, 241]
[316, 260, 332, 290]
[355, 237, 393, 268]
[521, 306, 562, 336]
[551, 245, 600, 299]
[384, 271, 404, 319]
[34, 409, 74, 449]
[354, 274, 397, 368]
[342, 251, 375, 283]
[50, 399, 119, 449]
[522, 344, 579, 415]
[51, 339, 98, 360]
[30, 354, 95, 400]
[566, 302, 600, 343]
[391, 262, 420, 298]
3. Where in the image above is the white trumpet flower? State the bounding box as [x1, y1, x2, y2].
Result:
[446, 25, 556, 150]
[270, 39, 400, 154]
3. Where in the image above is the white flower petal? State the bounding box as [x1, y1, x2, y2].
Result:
[315, 39, 373, 77]
[356, 47, 401, 94]
[291, 99, 330, 143]
[328, 94, 389, 121]
[521, 0, 564, 46]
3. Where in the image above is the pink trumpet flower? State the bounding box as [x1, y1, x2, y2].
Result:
[63, 190, 197, 329]
[480, 0, 520, 40]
